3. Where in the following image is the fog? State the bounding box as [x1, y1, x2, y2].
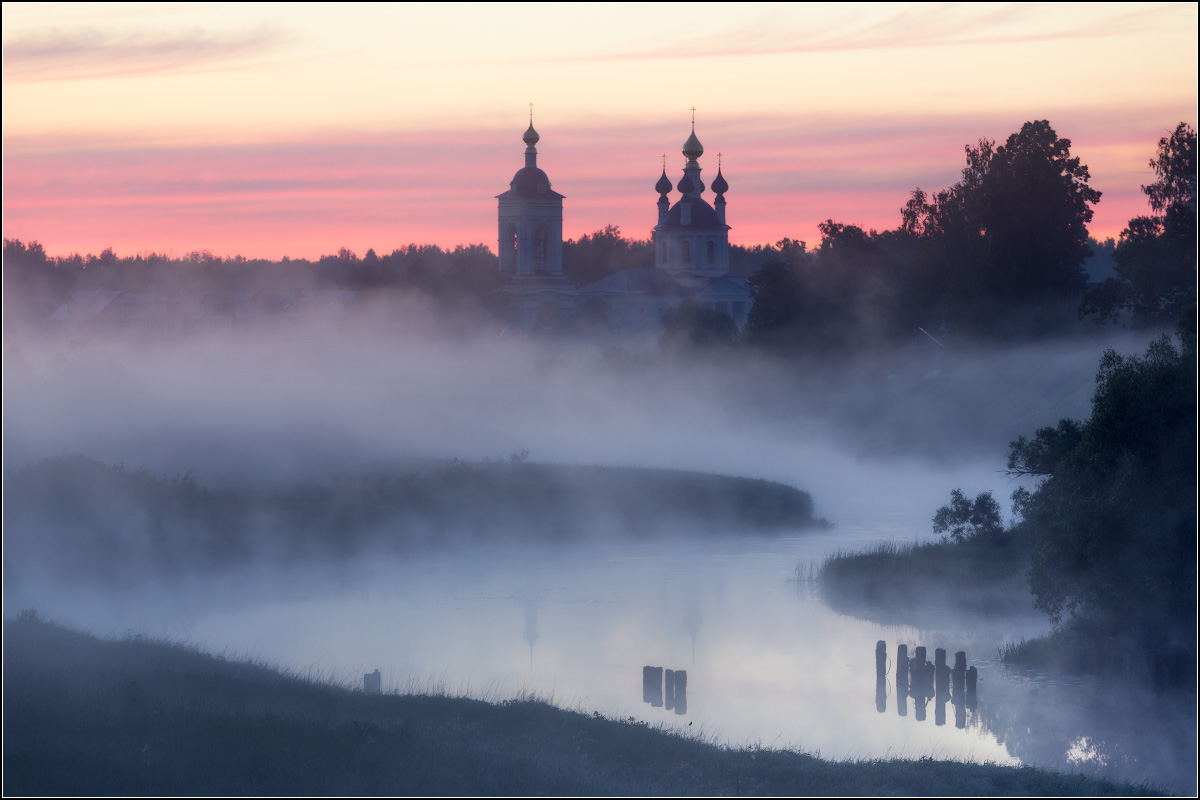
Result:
[5, 296, 1143, 519]
[6, 301, 1189, 791]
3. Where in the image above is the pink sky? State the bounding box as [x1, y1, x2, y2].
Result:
[3, 3, 1196, 260]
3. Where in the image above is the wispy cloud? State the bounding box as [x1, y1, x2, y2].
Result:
[533, 3, 1183, 63]
[3, 22, 288, 82]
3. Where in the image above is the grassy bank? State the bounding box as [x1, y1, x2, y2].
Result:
[817, 537, 1031, 620]
[1000, 619, 1195, 687]
[4, 455, 828, 583]
[3, 614, 1160, 796]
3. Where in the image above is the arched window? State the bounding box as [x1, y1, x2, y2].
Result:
[505, 225, 518, 270]
[707, 240, 715, 265]
[681, 240, 691, 265]
[534, 224, 548, 270]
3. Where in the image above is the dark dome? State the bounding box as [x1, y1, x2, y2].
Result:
[508, 166, 556, 197]
[677, 172, 694, 194]
[655, 168, 673, 195]
[523, 123, 539, 148]
[683, 129, 703, 161]
[711, 167, 728, 194]
[657, 197, 726, 230]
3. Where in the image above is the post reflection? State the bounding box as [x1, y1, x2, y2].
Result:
[873, 641, 979, 730]
[875, 640, 887, 713]
[642, 665, 687, 715]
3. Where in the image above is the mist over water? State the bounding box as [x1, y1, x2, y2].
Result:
[5, 309, 1188, 791]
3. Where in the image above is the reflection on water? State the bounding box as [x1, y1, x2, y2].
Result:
[643, 666, 687, 715]
[875, 641, 978, 729]
[7, 533, 1194, 794]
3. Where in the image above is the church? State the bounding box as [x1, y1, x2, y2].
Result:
[497, 116, 753, 339]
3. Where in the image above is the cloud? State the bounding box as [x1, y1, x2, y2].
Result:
[2, 108, 1168, 257]
[2, 22, 288, 82]
[530, 3, 1185, 63]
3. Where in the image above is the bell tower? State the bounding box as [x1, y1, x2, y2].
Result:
[497, 110, 564, 277]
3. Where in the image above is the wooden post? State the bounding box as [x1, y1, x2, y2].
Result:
[913, 646, 927, 697]
[664, 669, 676, 711]
[952, 652, 966, 697]
[643, 666, 663, 707]
[952, 651, 967, 728]
[875, 640, 887, 680]
[965, 666, 978, 710]
[896, 644, 909, 704]
[934, 648, 949, 726]
[673, 670, 687, 715]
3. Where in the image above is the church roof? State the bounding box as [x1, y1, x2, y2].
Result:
[711, 166, 728, 195]
[655, 168, 673, 195]
[576, 269, 692, 298]
[576, 269, 752, 300]
[497, 166, 565, 200]
[654, 197, 729, 231]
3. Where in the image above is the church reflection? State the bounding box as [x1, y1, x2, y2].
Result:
[643, 665, 688, 715]
[874, 640, 978, 729]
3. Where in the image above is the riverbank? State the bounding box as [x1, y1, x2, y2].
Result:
[4, 455, 828, 584]
[3, 613, 1162, 796]
[816, 536, 1032, 623]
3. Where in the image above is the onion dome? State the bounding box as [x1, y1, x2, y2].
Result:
[655, 168, 673, 195]
[711, 166, 728, 195]
[677, 172, 695, 195]
[523, 122, 539, 152]
[682, 128, 704, 162]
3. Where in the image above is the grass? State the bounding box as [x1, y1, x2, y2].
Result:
[1000, 620, 1196, 687]
[816, 536, 1031, 619]
[3, 612, 1163, 796]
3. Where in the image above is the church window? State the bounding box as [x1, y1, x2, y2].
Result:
[534, 224, 548, 270]
[681, 240, 691, 264]
[505, 225, 517, 269]
[707, 240, 715, 265]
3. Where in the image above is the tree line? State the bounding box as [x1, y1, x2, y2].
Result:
[745, 121, 1195, 355]
[6, 120, 1194, 350]
[1, 241, 507, 332]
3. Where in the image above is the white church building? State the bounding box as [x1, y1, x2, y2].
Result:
[498, 118, 753, 338]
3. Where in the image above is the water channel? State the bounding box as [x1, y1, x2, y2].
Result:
[9, 521, 1194, 795]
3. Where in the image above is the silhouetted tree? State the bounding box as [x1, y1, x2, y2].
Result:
[562, 225, 652, 287]
[932, 489, 1003, 544]
[1081, 122, 1196, 326]
[1008, 321, 1196, 676]
[658, 300, 737, 350]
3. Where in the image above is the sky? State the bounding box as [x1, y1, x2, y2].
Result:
[3, 2, 1197, 260]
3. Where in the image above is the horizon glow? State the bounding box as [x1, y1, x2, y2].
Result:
[3, 2, 1196, 260]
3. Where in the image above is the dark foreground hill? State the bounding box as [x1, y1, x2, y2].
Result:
[4, 455, 827, 583]
[3, 614, 1160, 796]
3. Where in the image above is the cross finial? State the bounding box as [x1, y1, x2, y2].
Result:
[662, 153, 667, 168]
[718, 152, 722, 167]
[690, 106, 696, 126]
[529, 102, 533, 121]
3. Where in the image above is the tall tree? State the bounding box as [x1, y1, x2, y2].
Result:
[1080, 122, 1196, 326]
[975, 121, 1101, 303]
[1008, 320, 1196, 679]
